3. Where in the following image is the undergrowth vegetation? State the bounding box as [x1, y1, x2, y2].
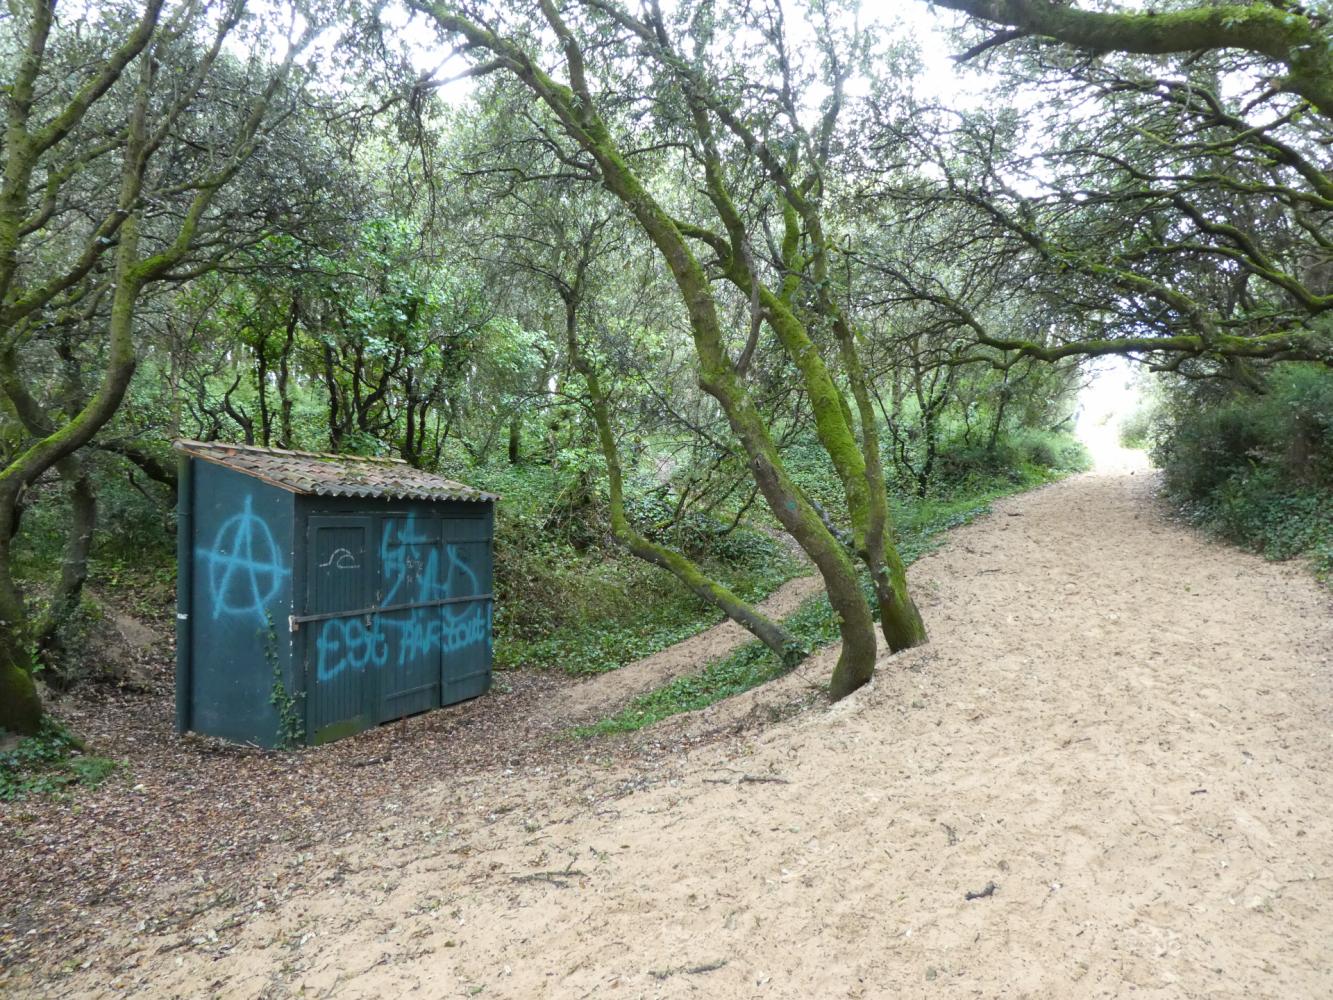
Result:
[1118, 405, 1153, 450]
[487, 461, 803, 676]
[0, 720, 118, 801]
[1151, 365, 1333, 578]
[575, 445, 1088, 736]
[5, 336, 1090, 771]
[7, 377, 1088, 765]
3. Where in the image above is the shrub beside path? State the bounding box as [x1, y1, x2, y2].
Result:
[26, 455, 1333, 998]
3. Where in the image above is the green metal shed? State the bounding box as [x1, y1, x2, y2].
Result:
[174, 439, 497, 747]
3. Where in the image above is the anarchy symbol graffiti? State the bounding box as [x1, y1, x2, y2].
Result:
[199, 494, 290, 623]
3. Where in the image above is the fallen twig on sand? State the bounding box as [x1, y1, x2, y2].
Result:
[510, 870, 586, 887]
[649, 959, 728, 980]
[965, 882, 998, 901]
[349, 756, 390, 768]
[511, 861, 586, 888]
[703, 773, 789, 785]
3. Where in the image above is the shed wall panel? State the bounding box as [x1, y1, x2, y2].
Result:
[440, 515, 493, 705]
[180, 467, 493, 749]
[376, 514, 444, 723]
[188, 463, 294, 746]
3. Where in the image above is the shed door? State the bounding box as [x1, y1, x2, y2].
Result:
[305, 516, 375, 743]
[376, 514, 444, 723]
[439, 515, 493, 705]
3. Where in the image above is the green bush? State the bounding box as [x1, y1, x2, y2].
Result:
[1152, 365, 1333, 577]
[93, 453, 176, 566]
[930, 428, 1089, 493]
[1118, 404, 1154, 449]
[8, 478, 68, 586]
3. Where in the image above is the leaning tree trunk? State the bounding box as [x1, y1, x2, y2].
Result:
[34, 454, 97, 678]
[828, 313, 927, 652]
[578, 150, 882, 696]
[564, 293, 801, 665]
[0, 487, 41, 735]
[771, 201, 929, 653]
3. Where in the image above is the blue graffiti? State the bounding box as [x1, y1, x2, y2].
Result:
[315, 514, 488, 682]
[199, 495, 289, 624]
[315, 615, 387, 676]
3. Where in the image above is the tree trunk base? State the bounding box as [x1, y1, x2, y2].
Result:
[879, 593, 928, 653]
[0, 658, 42, 736]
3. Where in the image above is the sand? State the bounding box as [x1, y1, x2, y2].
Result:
[33, 454, 1333, 998]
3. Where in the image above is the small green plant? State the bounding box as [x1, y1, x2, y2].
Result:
[264, 613, 305, 748]
[270, 667, 305, 749]
[0, 718, 119, 800]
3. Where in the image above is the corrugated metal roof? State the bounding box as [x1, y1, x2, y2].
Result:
[173, 439, 498, 503]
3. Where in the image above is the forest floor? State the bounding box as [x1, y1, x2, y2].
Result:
[5, 447, 1333, 999]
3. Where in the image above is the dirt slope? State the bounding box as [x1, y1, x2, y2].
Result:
[548, 571, 822, 726]
[29, 460, 1333, 999]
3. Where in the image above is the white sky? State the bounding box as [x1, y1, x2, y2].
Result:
[383, 1, 994, 109]
[1078, 356, 1142, 428]
[1076, 355, 1147, 470]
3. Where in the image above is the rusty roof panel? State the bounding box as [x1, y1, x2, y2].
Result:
[173, 439, 498, 503]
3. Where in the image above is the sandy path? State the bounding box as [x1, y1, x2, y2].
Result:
[38, 463, 1333, 999]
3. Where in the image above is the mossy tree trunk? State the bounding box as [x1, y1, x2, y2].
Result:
[0, 206, 144, 729]
[33, 455, 97, 675]
[0, 481, 41, 735]
[666, 53, 928, 656]
[931, 1, 1333, 119]
[415, 1, 890, 698]
[0, 641, 42, 736]
[561, 281, 801, 665]
[2, 334, 101, 673]
[770, 204, 927, 652]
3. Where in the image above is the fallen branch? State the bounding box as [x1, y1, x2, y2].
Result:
[649, 959, 728, 980]
[965, 882, 998, 901]
[703, 774, 790, 785]
[510, 868, 587, 888]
